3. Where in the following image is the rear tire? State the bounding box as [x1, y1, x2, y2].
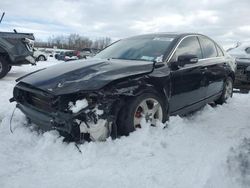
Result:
[0, 57, 9, 79]
[117, 92, 168, 136]
[38, 55, 46, 61]
[215, 77, 233, 105]
[7, 65, 12, 72]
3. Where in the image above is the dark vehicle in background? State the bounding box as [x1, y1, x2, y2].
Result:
[0, 12, 35, 78]
[0, 32, 35, 78]
[11, 33, 236, 142]
[234, 58, 250, 93]
[227, 43, 250, 93]
[55, 48, 100, 61]
[56, 50, 80, 61]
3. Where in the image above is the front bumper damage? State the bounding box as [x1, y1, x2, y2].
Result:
[16, 102, 114, 141]
[11, 82, 132, 141]
[17, 103, 72, 132]
[11, 75, 150, 141]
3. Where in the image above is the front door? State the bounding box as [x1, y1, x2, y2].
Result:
[169, 36, 207, 113]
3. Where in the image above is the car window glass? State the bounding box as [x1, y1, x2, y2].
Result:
[216, 45, 224, 56]
[170, 36, 202, 62]
[199, 36, 218, 58]
[95, 37, 174, 62]
[245, 47, 250, 54]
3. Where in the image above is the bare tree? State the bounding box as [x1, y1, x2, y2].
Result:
[35, 34, 111, 50]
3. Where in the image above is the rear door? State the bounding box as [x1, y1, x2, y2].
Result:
[198, 36, 226, 97]
[169, 36, 207, 112]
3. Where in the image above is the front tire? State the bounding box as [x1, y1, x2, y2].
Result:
[215, 77, 233, 104]
[0, 57, 9, 79]
[117, 92, 168, 136]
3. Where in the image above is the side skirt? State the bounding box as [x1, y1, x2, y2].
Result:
[170, 92, 222, 116]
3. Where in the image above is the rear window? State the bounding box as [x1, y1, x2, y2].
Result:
[198, 36, 218, 58]
[216, 45, 224, 56]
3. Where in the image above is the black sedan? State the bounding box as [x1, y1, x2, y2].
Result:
[11, 33, 236, 142]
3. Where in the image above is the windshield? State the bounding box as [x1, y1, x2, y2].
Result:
[95, 37, 174, 62]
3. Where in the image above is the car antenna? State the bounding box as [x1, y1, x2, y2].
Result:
[0, 12, 5, 24]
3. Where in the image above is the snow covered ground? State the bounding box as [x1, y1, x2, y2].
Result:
[0, 58, 250, 188]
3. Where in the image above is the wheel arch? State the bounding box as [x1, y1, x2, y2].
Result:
[0, 50, 11, 64]
[111, 77, 170, 114]
[228, 71, 235, 81]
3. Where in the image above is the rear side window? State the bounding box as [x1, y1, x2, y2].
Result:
[198, 36, 218, 58]
[216, 45, 224, 56]
[171, 36, 202, 62]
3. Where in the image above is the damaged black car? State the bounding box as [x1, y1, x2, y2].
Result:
[10, 33, 236, 142]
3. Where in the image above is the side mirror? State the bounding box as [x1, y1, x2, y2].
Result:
[176, 54, 198, 67]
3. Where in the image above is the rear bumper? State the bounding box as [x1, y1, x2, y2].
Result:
[17, 103, 73, 133]
[10, 55, 36, 66]
[25, 55, 36, 64]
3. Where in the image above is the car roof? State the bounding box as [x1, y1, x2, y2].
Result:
[126, 32, 203, 40]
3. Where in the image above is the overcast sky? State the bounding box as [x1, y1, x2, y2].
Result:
[1, 0, 250, 48]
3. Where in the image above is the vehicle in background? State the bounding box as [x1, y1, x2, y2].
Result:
[33, 49, 48, 61]
[0, 12, 35, 78]
[0, 31, 35, 78]
[227, 42, 250, 59]
[227, 43, 250, 93]
[234, 58, 250, 93]
[56, 50, 82, 61]
[12, 33, 235, 142]
[79, 48, 100, 59]
[55, 48, 100, 61]
[51, 50, 61, 58]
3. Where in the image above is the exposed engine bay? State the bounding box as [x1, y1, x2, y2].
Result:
[11, 78, 145, 142]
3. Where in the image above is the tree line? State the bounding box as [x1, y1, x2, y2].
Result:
[35, 34, 112, 50]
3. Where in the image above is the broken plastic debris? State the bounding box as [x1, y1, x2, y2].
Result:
[68, 99, 88, 113]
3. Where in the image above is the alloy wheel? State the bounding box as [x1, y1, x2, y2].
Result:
[134, 98, 163, 128]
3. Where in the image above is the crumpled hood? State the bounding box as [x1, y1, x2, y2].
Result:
[19, 58, 154, 95]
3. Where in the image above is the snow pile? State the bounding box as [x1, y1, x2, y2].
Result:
[68, 99, 88, 113]
[227, 138, 250, 187]
[0, 58, 250, 188]
[1, 94, 250, 188]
